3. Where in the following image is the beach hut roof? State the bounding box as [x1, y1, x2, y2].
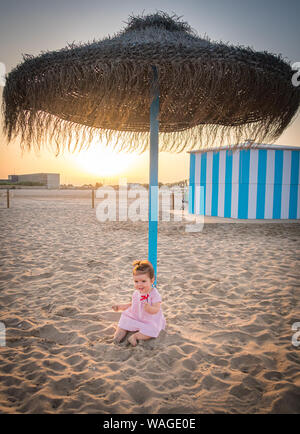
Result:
[189, 142, 300, 153]
[2, 12, 300, 154]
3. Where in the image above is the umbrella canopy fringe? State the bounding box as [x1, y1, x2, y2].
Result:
[2, 104, 294, 155]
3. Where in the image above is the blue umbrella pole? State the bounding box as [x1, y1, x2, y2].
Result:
[148, 65, 159, 281]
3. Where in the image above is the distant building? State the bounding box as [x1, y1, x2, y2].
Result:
[7, 175, 18, 183]
[8, 173, 60, 189]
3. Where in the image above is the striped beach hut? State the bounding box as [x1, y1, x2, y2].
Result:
[189, 143, 300, 219]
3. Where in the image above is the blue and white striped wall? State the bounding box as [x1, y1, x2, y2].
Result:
[189, 146, 300, 219]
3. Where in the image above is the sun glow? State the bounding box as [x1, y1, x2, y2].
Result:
[70, 141, 137, 177]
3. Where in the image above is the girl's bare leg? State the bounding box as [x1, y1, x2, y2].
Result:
[128, 332, 151, 347]
[113, 327, 128, 343]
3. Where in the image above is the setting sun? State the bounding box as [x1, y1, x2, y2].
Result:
[70, 142, 137, 177]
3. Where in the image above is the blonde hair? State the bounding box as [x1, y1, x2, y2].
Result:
[132, 260, 155, 279]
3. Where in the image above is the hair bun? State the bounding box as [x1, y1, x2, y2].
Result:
[132, 260, 155, 279]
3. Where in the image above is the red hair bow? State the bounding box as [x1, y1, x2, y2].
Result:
[140, 294, 149, 302]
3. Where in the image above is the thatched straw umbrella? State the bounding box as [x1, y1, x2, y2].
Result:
[2, 12, 300, 276]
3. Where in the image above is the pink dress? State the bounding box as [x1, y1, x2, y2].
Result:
[118, 287, 166, 338]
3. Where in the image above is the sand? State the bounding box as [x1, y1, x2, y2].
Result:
[0, 189, 300, 414]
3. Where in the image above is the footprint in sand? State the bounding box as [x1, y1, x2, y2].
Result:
[21, 271, 54, 281]
[87, 260, 106, 268]
[0, 272, 15, 281]
[54, 306, 79, 317]
[60, 265, 80, 272]
[125, 380, 154, 405]
[230, 354, 262, 373]
[201, 374, 230, 391]
[263, 371, 283, 381]
[31, 324, 78, 345]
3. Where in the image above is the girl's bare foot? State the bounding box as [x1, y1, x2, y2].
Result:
[113, 328, 127, 344]
[128, 334, 138, 347]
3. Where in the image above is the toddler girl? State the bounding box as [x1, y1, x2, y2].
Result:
[112, 260, 166, 346]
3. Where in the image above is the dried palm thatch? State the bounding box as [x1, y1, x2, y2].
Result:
[2, 12, 300, 154]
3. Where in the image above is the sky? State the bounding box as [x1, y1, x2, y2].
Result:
[0, 0, 299, 185]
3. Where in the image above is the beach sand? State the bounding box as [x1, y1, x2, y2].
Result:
[0, 190, 299, 413]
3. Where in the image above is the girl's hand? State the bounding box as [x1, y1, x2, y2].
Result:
[143, 302, 161, 314]
[112, 305, 119, 312]
[143, 303, 150, 313]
